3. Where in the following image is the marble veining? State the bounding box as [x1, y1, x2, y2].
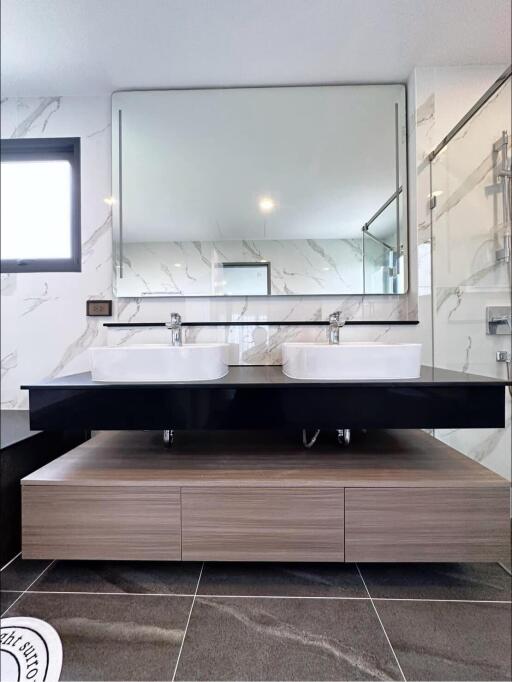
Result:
[52, 616, 185, 644]
[194, 597, 398, 681]
[10, 96, 61, 138]
[3, 556, 510, 681]
[116, 237, 374, 298]
[1, 351, 17, 379]
[22, 282, 59, 317]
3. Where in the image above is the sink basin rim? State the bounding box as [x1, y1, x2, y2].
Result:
[90, 343, 230, 383]
[281, 341, 422, 381]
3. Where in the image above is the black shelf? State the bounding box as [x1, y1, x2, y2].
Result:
[104, 320, 420, 328]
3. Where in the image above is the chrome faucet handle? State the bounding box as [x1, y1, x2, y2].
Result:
[327, 310, 345, 345]
[166, 312, 182, 328]
[328, 310, 346, 327]
[166, 312, 183, 346]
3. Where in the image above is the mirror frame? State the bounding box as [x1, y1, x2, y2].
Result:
[111, 83, 409, 298]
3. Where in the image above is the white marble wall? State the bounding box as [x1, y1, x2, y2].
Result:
[1, 97, 113, 409]
[410, 65, 511, 481]
[1, 95, 418, 409]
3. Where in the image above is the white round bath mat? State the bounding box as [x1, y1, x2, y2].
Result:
[1, 618, 62, 682]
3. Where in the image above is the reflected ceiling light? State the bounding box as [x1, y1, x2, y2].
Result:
[103, 196, 116, 205]
[258, 196, 276, 213]
[429, 190, 443, 198]
[174, 263, 182, 268]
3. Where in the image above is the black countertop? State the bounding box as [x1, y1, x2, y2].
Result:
[21, 365, 511, 390]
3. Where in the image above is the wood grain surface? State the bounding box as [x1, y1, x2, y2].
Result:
[21, 430, 508, 488]
[182, 487, 344, 561]
[345, 487, 510, 562]
[22, 485, 181, 560]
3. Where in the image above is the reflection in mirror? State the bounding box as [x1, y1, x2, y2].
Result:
[112, 84, 408, 297]
[363, 186, 404, 294]
[214, 262, 271, 296]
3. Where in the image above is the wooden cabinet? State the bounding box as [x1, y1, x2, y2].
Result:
[345, 487, 510, 562]
[21, 430, 510, 563]
[22, 485, 181, 560]
[182, 487, 344, 561]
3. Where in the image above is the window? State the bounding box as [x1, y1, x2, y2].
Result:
[1, 137, 81, 272]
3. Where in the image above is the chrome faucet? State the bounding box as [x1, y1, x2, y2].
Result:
[328, 310, 346, 344]
[166, 312, 183, 346]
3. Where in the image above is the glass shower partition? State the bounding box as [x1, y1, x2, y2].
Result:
[429, 71, 511, 480]
[362, 187, 404, 294]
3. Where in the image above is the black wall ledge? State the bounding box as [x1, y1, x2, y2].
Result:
[104, 320, 420, 328]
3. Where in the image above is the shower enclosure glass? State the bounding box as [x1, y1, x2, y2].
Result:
[429, 72, 511, 479]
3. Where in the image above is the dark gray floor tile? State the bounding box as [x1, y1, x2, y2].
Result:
[8, 591, 192, 681]
[32, 560, 202, 595]
[377, 600, 511, 681]
[199, 562, 366, 598]
[0, 591, 21, 614]
[175, 596, 402, 681]
[0, 557, 51, 591]
[360, 563, 512, 601]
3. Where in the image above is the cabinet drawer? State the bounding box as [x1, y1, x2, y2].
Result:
[182, 487, 344, 561]
[345, 487, 510, 562]
[22, 485, 181, 560]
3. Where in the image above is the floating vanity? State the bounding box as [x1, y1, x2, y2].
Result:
[21, 362, 510, 563]
[22, 429, 509, 563]
[22, 364, 508, 430]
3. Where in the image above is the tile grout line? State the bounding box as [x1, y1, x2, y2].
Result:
[0, 552, 21, 572]
[0, 589, 509, 604]
[373, 597, 511, 604]
[172, 562, 204, 682]
[1, 560, 56, 618]
[356, 564, 407, 682]
[497, 561, 512, 577]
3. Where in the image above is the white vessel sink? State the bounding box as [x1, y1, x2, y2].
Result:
[90, 344, 230, 382]
[282, 342, 422, 380]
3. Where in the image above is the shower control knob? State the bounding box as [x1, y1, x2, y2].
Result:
[496, 350, 511, 363]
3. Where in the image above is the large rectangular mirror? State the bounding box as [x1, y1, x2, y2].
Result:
[112, 84, 408, 297]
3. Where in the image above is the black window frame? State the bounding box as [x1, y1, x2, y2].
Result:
[0, 137, 81, 273]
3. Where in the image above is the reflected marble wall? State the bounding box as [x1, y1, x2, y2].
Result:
[119, 238, 366, 296]
[0, 95, 417, 409]
[117, 237, 391, 297]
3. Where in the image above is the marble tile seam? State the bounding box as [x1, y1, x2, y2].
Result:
[172, 562, 204, 682]
[0, 552, 21, 572]
[0, 560, 55, 618]
[356, 563, 407, 682]
[0, 593, 509, 604]
[498, 561, 512, 577]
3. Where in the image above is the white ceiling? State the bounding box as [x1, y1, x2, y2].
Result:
[1, 0, 510, 97]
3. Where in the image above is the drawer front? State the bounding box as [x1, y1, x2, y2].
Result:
[182, 487, 344, 561]
[345, 487, 510, 562]
[22, 485, 181, 560]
